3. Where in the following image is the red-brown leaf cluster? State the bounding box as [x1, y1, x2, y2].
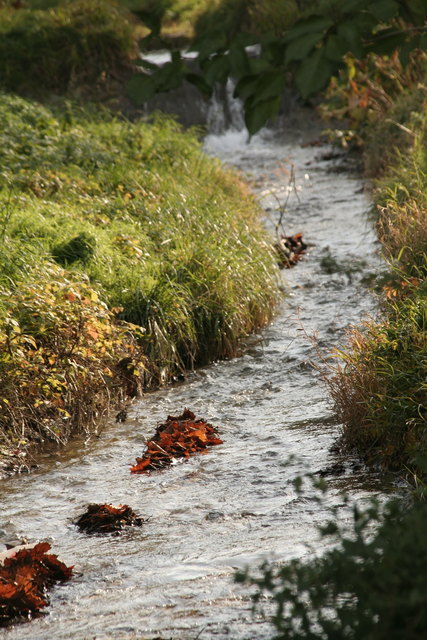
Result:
[74, 503, 143, 534]
[384, 277, 421, 300]
[0, 542, 73, 626]
[130, 408, 223, 474]
[274, 233, 307, 268]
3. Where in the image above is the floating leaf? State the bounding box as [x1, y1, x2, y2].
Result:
[130, 409, 223, 474]
[274, 233, 308, 269]
[0, 542, 72, 626]
[75, 503, 144, 534]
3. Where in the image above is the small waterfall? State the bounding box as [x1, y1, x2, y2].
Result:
[206, 79, 245, 134]
[140, 51, 245, 134]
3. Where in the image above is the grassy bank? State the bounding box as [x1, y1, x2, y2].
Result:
[0, 0, 138, 97]
[327, 54, 427, 474]
[0, 93, 279, 467]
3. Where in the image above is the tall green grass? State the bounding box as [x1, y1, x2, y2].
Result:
[329, 77, 427, 474]
[0, 0, 137, 95]
[0, 93, 279, 457]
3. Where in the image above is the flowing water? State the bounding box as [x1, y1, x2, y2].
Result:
[1, 108, 386, 639]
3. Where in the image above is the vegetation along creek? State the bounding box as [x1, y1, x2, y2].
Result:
[0, 106, 386, 638]
[1, 1, 426, 638]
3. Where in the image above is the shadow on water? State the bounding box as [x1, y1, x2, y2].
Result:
[0, 88, 393, 639]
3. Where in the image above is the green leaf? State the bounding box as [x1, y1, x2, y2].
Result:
[368, 0, 399, 21]
[295, 48, 335, 99]
[132, 58, 160, 72]
[250, 71, 286, 105]
[325, 34, 350, 62]
[155, 60, 184, 92]
[191, 30, 228, 62]
[127, 74, 157, 105]
[341, 0, 369, 13]
[285, 32, 324, 64]
[282, 15, 333, 43]
[235, 70, 285, 107]
[185, 72, 213, 98]
[400, 0, 427, 24]
[229, 44, 250, 78]
[244, 96, 281, 137]
[248, 56, 272, 75]
[233, 74, 260, 101]
[233, 32, 260, 48]
[398, 38, 419, 67]
[203, 54, 230, 86]
[368, 28, 408, 55]
[261, 40, 287, 66]
[337, 22, 364, 58]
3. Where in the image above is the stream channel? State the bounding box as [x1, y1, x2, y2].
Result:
[1, 95, 387, 639]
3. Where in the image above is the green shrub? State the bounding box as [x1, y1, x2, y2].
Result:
[0, 263, 145, 449]
[329, 291, 427, 472]
[326, 64, 427, 475]
[238, 477, 427, 639]
[0, 0, 137, 95]
[0, 93, 279, 455]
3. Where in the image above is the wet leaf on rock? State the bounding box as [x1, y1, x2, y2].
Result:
[0, 542, 73, 627]
[274, 233, 307, 268]
[74, 503, 144, 534]
[130, 408, 223, 474]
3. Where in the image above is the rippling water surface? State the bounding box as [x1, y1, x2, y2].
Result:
[1, 115, 385, 639]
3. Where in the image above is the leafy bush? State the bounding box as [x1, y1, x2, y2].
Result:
[0, 93, 279, 457]
[329, 292, 427, 472]
[0, 263, 145, 449]
[237, 477, 427, 639]
[0, 0, 137, 95]
[326, 62, 427, 475]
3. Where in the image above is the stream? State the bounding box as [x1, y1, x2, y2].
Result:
[1, 107, 385, 639]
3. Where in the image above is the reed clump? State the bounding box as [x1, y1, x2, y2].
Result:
[327, 60, 427, 474]
[330, 295, 427, 471]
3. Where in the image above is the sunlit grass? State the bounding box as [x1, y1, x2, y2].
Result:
[0, 93, 279, 456]
[329, 80, 427, 475]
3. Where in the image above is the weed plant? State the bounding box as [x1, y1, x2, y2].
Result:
[329, 294, 427, 471]
[0, 0, 137, 96]
[237, 474, 427, 639]
[326, 63, 427, 474]
[0, 93, 279, 458]
[193, 0, 348, 41]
